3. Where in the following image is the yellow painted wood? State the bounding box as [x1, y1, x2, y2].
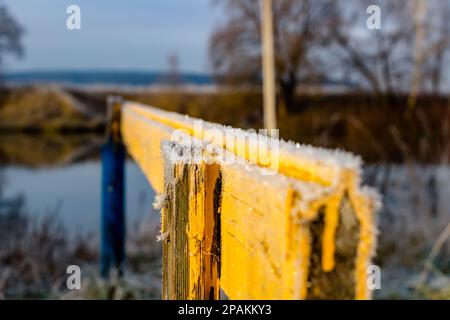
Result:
[160, 152, 221, 300]
[322, 186, 345, 272]
[347, 175, 378, 300]
[186, 161, 221, 299]
[121, 106, 172, 193]
[123, 102, 340, 186]
[121, 101, 380, 300]
[219, 165, 308, 299]
[219, 164, 364, 300]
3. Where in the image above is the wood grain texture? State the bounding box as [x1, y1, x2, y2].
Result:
[161, 147, 221, 300]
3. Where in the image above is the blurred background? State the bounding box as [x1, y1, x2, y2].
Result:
[0, 0, 449, 299]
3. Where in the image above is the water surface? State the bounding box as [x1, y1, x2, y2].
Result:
[2, 160, 158, 234]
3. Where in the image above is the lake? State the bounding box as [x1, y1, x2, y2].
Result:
[1, 134, 449, 253]
[0, 134, 158, 235]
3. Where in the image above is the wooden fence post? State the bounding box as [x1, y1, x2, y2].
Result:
[260, 0, 277, 132]
[161, 148, 221, 300]
[101, 96, 126, 278]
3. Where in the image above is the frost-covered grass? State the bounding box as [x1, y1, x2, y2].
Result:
[1, 164, 448, 299]
[0, 191, 162, 299]
[366, 164, 450, 299]
[1, 85, 449, 299]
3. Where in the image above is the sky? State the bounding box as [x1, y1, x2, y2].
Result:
[2, 0, 222, 73]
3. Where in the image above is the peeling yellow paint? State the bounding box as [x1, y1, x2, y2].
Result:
[349, 186, 377, 300]
[322, 188, 344, 272]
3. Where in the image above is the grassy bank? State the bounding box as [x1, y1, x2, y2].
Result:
[0, 187, 162, 299]
[0, 85, 104, 133]
[124, 90, 450, 163]
[1, 85, 449, 299]
[1, 165, 449, 299]
[2, 85, 449, 163]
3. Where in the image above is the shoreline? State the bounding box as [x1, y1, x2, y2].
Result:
[1, 84, 450, 163]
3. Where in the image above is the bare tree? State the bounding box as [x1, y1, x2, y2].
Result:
[329, 0, 415, 96]
[165, 51, 182, 86]
[408, 0, 428, 108]
[330, 0, 450, 98]
[0, 4, 24, 78]
[420, 0, 450, 95]
[209, 0, 336, 112]
[210, 0, 450, 104]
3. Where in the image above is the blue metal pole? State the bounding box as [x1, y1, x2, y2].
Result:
[101, 97, 125, 278]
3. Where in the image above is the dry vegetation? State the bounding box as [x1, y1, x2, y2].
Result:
[2, 86, 450, 163]
[1, 86, 449, 299]
[0, 184, 162, 299]
[122, 89, 450, 163]
[0, 0, 449, 300]
[0, 86, 103, 132]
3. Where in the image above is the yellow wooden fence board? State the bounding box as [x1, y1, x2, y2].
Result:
[120, 101, 380, 300]
[121, 105, 172, 193]
[219, 164, 305, 299]
[122, 102, 359, 187]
